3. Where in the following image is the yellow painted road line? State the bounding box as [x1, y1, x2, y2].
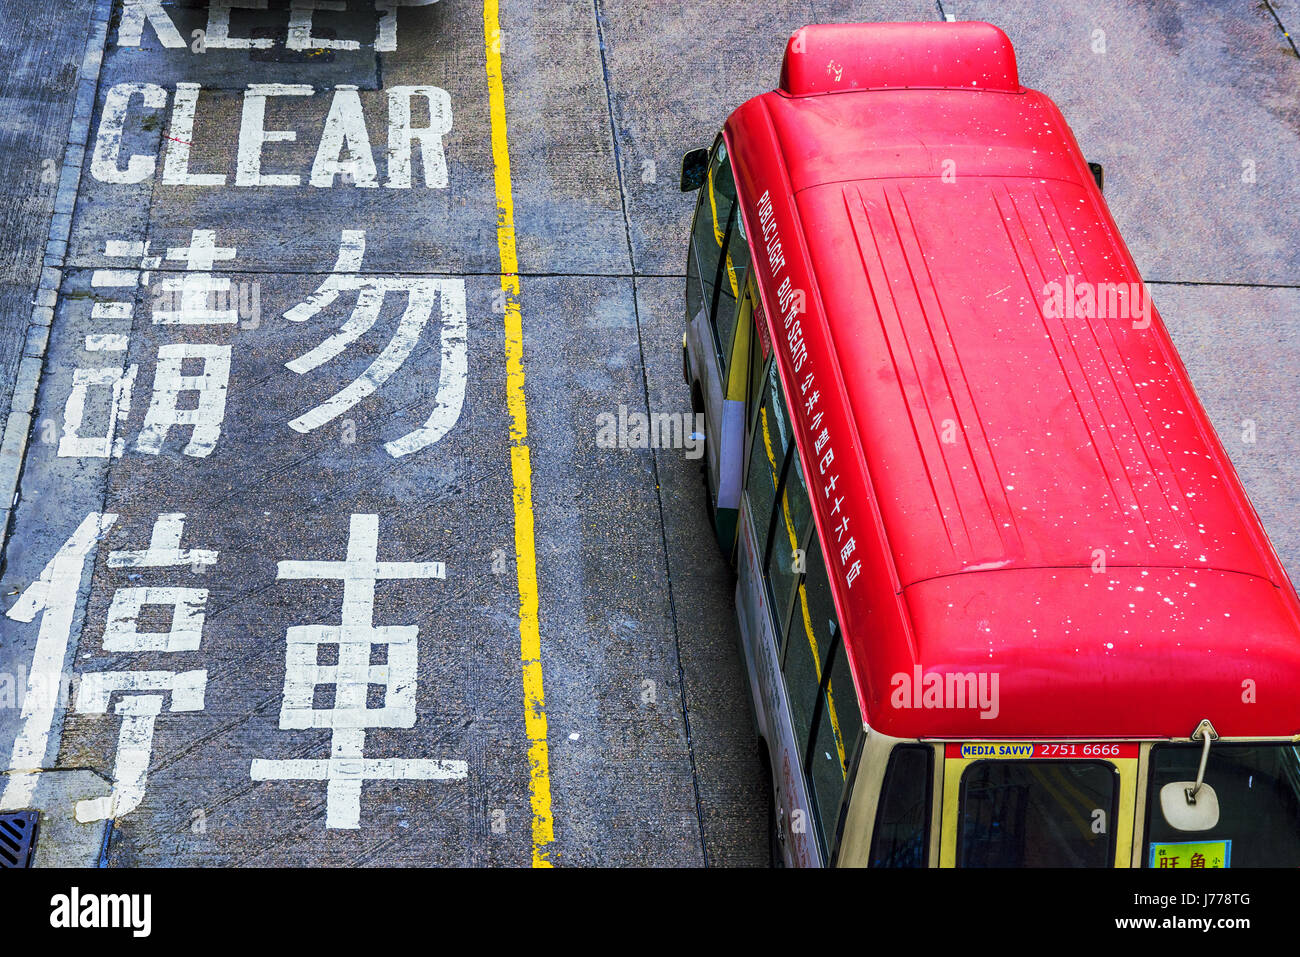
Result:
[484, 0, 555, 868]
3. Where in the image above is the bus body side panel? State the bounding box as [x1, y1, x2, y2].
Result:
[684, 259, 724, 510]
[735, 495, 821, 867]
[685, 252, 744, 546]
[725, 98, 913, 741]
[717, 399, 745, 512]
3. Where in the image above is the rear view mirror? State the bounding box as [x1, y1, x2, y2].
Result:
[681, 148, 709, 192]
[1160, 781, 1220, 832]
[1088, 162, 1104, 193]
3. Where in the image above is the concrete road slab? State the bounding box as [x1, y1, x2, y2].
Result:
[948, 0, 1300, 284]
[1155, 282, 1300, 590]
[0, 0, 98, 427]
[592, 0, 942, 275]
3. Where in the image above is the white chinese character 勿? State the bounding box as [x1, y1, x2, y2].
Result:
[283, 229, 467, 457]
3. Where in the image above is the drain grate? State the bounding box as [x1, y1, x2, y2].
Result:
[0, 811, 39, 868]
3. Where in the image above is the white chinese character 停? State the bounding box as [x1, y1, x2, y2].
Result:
[74, 512, 216, 823]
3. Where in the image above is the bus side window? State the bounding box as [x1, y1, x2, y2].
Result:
[783, 543, 862, 857]
[713, 181, 751, 378]
[745, 314, 768, 440]
[744, 361, 794, 589]
[687, 139, 730, 332]
[767, 451, 813, 630]
[688, 142, 748, 376]
[809, 627, 862, 856]
[869, 746, 933, 868]
[686, 219, 704, 326]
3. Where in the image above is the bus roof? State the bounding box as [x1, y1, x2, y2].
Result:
[725, 21, 1300, 740]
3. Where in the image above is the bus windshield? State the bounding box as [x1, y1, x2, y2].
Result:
[1145, 744, 1300, 867]
[957, 760, 1118, 867]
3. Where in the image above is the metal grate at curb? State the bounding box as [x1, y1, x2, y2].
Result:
[0, 811, 39, 868]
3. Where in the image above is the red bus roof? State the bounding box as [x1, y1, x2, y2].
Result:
[725, 21, 1300, 740]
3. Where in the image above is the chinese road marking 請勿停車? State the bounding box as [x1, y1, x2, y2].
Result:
[74, 512, 216, 823]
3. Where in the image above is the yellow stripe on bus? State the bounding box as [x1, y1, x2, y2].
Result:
[484, 0, 555, 868]
[758, 405, 847, 774]
[725, 293, 752, 402]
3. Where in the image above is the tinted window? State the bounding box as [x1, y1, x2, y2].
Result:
[743, 364, 780, 582]
[808, 625, 861, 852]
[767, 452, 812, 633]
[784, 590, 819, 760]
[1145, 744, 1300, 867]
[808, 664, 851, 852]
[746, 339, 767, 437]
[690, 143, 735, 343]
[745, 362, 792, 584]
[786, 544, 838, 740]
[685, 223, 704, 324]
[758, 361, 793, 466]
[783, 544, 861, 857]
[824, 623, 861, 774]
[870, 746, 933, 868]
[958, 761, 1118, 867]
[714, 201, 750, 375]
[798, 537, 839, 669]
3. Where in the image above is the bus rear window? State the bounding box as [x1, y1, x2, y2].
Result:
[1144, 744, 1300, 867]
[957, 760, 1118, 867]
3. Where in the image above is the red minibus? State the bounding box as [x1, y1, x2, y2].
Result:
[680, 21, 1300, 867]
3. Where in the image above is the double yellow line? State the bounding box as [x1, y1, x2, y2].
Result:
[483, 0, 555, 867]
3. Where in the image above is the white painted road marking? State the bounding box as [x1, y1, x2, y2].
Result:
[283, 229, 468, 456]
[153, 229, 239, 324]
[134, 343, 232, 458]
[102, 587, 209, 652]
[57, 364, 137, 458]
[63, 232, 240, 460]
[92, 82, 454, 189]
[1, 512, 117, 811]
[107, 512, 218, 568]
[71, 513, 216, 822]
[236, 83, 313, 187]
[117, 0, 440, 52]
[73, 669, 208, 823]
[251, 514, 466, 829]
